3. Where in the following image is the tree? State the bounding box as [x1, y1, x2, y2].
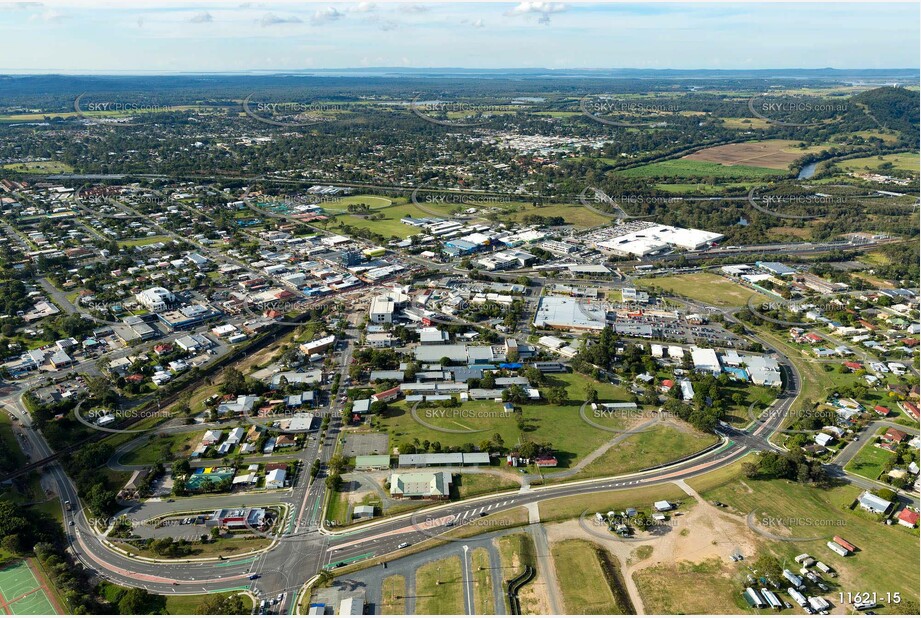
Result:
[196, 594, 248, 615]
[585, 384, 598, 404]
[546, 386, 568, 405]
[118, 588, 157, 614]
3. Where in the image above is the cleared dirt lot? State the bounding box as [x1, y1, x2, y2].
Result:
[684, 139, 818, 169]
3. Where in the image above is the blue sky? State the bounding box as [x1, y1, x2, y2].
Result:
[0, 1, 917, 73]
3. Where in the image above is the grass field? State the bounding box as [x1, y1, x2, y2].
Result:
[1, 161, 73, 174]
[720, 117, 772, 129]
[633, 557, 748, 614]
[121, 430, 201, 465]
[501, 202, 613, 228]
[470, 547, 495, 614]
[551, 539, 630, 614]
[380, 373, 637, 470]
[561, 424, 717, 482]
[379, 575, 406, 615]
[454, 473, 520, 499]
[695, 473, 920, 608]
[635, 272, 772, 307]
[616, 159, 787, 180]
[844, 429, 894, 482]
[654, 182, 754, 194]
[839, 152, 920, 175]
[334, 201, 460, 239]
[320, 194, 394, 212]
[162, 591, 253, 614]
[118, 235, 172, 247]
[413, 555, 465, 615]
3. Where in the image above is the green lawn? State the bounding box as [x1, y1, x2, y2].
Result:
[501, 202, 613, 228]
[560, 424, 717, 482]
[413, 556, 465, 615]
[635, 272, 773, 308]
[163, 591, 253, 614]
[380, 373, 636, 470]
[454, 473, 520, 499]
[844, 429, 895, 482]
[654, 182, 754, 194]
[334, 202, 458, 239]
[118, 235, 172, 247]
[121, 431, 202, 466]
[616, 159, 787, 180]
[551, 539, 631, 614]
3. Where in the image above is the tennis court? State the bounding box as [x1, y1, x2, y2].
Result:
[0, 561, 58, 615]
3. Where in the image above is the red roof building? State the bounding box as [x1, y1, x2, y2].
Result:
[897, 509, 919, 528]
[372, 386, 401, 403]
[873, 405, 890, 416]
[884, 428, 908, 443]
[843, 361, 863, 371]
[535, 455, 558, 467]
[900, 401, 919, 421]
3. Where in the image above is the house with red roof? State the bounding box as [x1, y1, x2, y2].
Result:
[843, 361, 863, 372]
[659, 379, 675, 393]
[897, 508, 919, 528]
[372, 386, 401, 403]
[883, 427, 908, 444]
[873, 405, 890, 417]
[900, 401, 920, 421]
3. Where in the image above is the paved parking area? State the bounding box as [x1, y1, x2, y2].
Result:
[341, 433, 388, 457]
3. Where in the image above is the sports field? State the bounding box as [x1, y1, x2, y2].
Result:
[0, 560, 59, 615]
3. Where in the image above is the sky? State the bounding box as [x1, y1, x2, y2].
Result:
[0, 1, 918, 73]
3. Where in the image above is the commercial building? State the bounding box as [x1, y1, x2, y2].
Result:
[136, 287, 176, 312]
[691, 347, 722, 375]
[533, 296, 606, 331]
[389, 471, 452, 499]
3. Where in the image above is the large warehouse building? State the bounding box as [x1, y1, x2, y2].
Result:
[597, 224, 724, 257]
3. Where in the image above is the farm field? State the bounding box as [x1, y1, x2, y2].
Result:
[551, 539, 631, 614]
[839, 152, 920, 175]
[413, 556, 465, 615]
[635, 272, 771, 307]
[684, 139, 827, 170]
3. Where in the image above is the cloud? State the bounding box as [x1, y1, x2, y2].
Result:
[350, 2, 377, 13]
[137, 16, 145, 28]
[0, 2, 44, 9]
[260, 13, 302, 27]
[188, 11, 213, 24]
[238, 2, 267, 8]
[311, 7, 344, 25]
[403, 4, 430, 13]
[30, 8, 65, 22]
[507, 2, 568, 24]
[462, 18, 485, 29]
